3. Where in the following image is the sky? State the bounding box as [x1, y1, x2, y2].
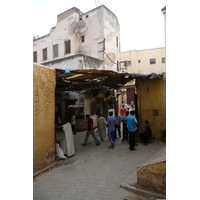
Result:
[33, 0, 166, 52]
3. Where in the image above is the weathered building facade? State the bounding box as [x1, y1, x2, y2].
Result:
[33, 5, 120, 121]
[33, 5, 120, 71]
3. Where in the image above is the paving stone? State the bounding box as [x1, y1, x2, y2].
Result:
[33, 131, 166, 200]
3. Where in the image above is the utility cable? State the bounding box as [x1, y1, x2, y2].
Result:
[104, 51, 117, 65]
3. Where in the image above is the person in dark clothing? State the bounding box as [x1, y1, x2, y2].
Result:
[139, 120, 152, 145]
[82, 114, 100, 146]
[121, 110, 129, 141]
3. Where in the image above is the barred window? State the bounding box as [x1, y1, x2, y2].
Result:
[65, 40, 71, 54]
[33, 51, 37, 62]
[53, 44, 58, 58]
[162, 57, 165, 63]
[124, 60, 131, 66]
[150, 58, 156, 64]
[43, 48, 47, 60]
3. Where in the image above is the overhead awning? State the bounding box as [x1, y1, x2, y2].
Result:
[56, 68, 165, 92]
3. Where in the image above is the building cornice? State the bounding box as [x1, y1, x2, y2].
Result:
[41, 54, 104, 66]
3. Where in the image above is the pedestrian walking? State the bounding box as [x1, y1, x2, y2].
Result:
[115, 112, 121, 139]
[120, 104, 126, 116]
[127, 110, 138, 151]
[121, 110, 129, 141]
[107, 111, 116, 149]
[96, 113, 107, 141]
[82, 114, 100, 146]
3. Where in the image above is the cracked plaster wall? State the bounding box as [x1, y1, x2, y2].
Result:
[33, 63, 56, 173]
[33, 6, 120, 72]
[103, 7, 120, 71]
[43, 54, 104, 71]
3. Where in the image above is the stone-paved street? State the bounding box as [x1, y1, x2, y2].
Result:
[33, 130, 165, 200]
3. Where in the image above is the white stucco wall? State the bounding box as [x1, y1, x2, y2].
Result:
[33, 10, 83, 64]
[103, 7, 120, 71]
[33, 5, 120, 72]
[42, 54, 104, 71]
[79, 8, 104, 59]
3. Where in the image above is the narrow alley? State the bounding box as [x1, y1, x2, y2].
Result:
[33, 130, 165, 200]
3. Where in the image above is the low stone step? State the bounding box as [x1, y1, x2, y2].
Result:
[137, 145, 166, 194]
[120, 145, 166, 198]
[120, 171, 166, 199]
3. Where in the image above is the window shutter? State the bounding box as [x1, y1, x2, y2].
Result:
[43, 48, 47, 60]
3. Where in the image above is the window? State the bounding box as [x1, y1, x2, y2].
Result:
[65, 40, 71, 54]
[152, 109, 159, 116]
[43, 48, 47, 61]
[53, 44, 58, 58]
[81, 36, 84, 43]
[124, 60, 131, 66]
[33, 51, 37, 62]
[86, 15, 89, 18]
[162, 57, 165, 63]
[150, 58, 156, 64]
[138, 60, 141, 63]
[116, 36, 118, 48]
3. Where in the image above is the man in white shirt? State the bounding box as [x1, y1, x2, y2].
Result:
[55, 119, 75, 157]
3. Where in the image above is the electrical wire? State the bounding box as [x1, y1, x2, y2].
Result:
[104, 51, 117, 65]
